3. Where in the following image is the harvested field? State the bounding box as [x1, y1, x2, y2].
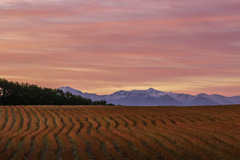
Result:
[0, 105, 240, 160]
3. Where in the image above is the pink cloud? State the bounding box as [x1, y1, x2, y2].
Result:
[0, 0, 240, 96]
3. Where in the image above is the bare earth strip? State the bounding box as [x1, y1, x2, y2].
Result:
[0, 105, 240, 160]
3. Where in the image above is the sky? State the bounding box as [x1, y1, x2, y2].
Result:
[0, 0, 240, 96]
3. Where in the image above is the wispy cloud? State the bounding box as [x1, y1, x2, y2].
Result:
[0, 0, 240, 95]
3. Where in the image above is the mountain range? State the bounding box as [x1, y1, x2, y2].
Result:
[59, 87, 240, 106]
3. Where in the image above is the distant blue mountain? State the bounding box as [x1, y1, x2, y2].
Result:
[59, 87, 240, 106]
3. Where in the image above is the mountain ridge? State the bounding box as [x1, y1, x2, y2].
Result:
[59, 86, 240, 106]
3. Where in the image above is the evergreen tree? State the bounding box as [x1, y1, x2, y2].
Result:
[0, 79, 108, 105]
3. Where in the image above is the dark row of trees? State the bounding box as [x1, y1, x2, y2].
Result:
[0, 79, 107, 105]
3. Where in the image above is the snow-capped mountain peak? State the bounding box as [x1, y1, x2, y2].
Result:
[59, 86, 83, 95]
[59, 87, 240, 106]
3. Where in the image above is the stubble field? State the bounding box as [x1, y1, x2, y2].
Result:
[0, 105, 240, 160]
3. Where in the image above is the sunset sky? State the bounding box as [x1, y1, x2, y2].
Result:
[1, 0, 240, 96]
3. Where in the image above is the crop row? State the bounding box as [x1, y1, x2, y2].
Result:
[0, 105, 240, 160]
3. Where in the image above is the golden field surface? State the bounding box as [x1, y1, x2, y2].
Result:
[0, 105, 240, 160]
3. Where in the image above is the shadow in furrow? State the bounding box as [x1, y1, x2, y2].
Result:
[9, 107, 16, 132]
[9, 107, 40, 160]
[56, 137, 63, 160]
[124, 115, 137, 127]
[60, 109, 81, 160]
[113, 142, 129, 160]
[53, 111, 66, 160]
[61, 110, 76, 136]
[102, 117, 110, 129]
[9, 137, 24, 160]
[134, 115, 147, 126]
[76, 118, 84, 135]
[139, 138, 163, 160]
[85, 117, 93, 135]
[24, 107, 49, 160]
[16, 107, 24, 132]
[40, 135, 49, 160]
[0, 107, 8, 131]
[69, 137, 80, 160]
[118, 116, 129, 128]
[38, 107, 58, 160]
[110, 117, 119, 129]
[0, 107, 28, 155]
[93, 117, 101, 133]
[100, 141, 114, 160]
[82, 137, 95, 160]
[141, 114, 157, 126]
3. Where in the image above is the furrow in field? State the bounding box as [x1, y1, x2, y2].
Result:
[109, 116, 119, 129]
[0, 105, 240, 160]
[170, 121, 240, 147]
[118, 114, 187, 159]
[93, 117, 101, 133]
[166, 130, 220, 159]
[111, 116, 161, 160]
[35, 107, 60, 160]
[17, 107, 24, 132]
[52, 108, 75, 160]
[133, 115, 147, 127]
[0, 107, 7, 132]
[141, 114, 157, 127]
[93, 116, 119, 160]
[86, 108, 132, 160]
[0, 106, 31, 159]
[156, 124, 229, 159]
[9, 137, 24, 160]
[93, 105, 240, 158]
[40, 135, 49, 160]
[83, 109, 155, 160]
[64, 112, 76, 136]
[23, 106, 49, 160]
[124, 115, 137, 127]
[82, 137, 95, 160]
[64, 108, 92, 160]
[83, 116, 109, 160]
[123, 115, 185, 159]
[102, 117, 110, 129]
[28, 106, 55, 160]
[185, 126, 240, 158]
[59, 108, 80, 160]
[0, 107, 22, 141]
[69, 137, 81, 160]
[113, 142, 129, 160]
[99, 117, 126, 160]
[76, 117, 84, 135]
[0, 107, 29, 158]
[85, 117, 93, 135]
[200, 109, 233, 121]
[68, 111, 97, 160]
[153, 115, 167, 126]
[56, 136, 63, 160]
[117, 116, 129, 128]
[5, 106, 44, 160]
[73, 109, 126, 160]
[0, 107, 13, 135]
[9, 107, 16, 131]
[130, 113, 212, 159]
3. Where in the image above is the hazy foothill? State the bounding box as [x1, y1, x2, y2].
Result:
[60, 86, 240, 107]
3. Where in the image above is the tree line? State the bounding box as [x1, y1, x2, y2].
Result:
[0, 79, 107, 105]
